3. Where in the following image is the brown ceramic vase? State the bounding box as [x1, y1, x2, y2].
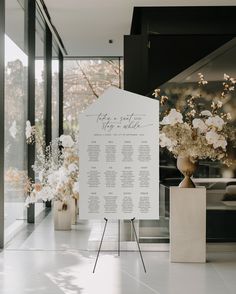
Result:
[177, 156, 197, 188]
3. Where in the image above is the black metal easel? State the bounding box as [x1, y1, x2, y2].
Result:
[92, 217, 146, 273]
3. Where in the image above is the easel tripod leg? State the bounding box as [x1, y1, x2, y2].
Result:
[131, 218, 147, 273]
[93, 218, 108, 273]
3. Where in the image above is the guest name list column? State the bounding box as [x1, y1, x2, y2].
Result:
[79, 87, 159, 220]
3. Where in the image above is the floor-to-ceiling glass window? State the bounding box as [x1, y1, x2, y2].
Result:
[157, 38, 236, 243]
[63, 58, 123, 138]
[4, 0, 28, 242]
[52, 41, 59, 140]
[1, 0, 65, 246]
[35, 5, 46, 216]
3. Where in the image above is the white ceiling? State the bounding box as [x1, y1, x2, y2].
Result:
[44, 0, 236, 57]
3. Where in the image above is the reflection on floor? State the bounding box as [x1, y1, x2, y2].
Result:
[4, 202, 46, 244]
[1, 212, 236, 294]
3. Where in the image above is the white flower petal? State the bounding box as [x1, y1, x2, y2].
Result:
[159, 133, 177, 149]
[59, 135, 74, 148]
[192, 118, 207, 133]
[205, 115, 225, 131]
[200, 110, 212, 117]
[160, 109, 183, 125]
[73, 181, 80, 194]
[9, 120, 17, 139]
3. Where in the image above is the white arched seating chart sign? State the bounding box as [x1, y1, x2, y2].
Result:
[79, 87, 159, 220]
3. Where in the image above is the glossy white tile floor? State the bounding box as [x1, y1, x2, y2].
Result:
[1, 213, 236, 294]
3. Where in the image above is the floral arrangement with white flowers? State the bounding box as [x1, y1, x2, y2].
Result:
[25, 124, 79, 211]
[154, 73, 236, 165]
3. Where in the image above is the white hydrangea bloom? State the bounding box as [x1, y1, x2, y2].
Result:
[57, 167, 69, 184]
[192, 118, 208, 133]
[68, 163, 78, 174]
[206, 130, 219, 145]
[37, 187, 54, 202]
[9, 120, 17, 139]
[160, 109, 183, 125]
[38, 171, 44, 182]
[200, 110, 212, 117]
[59, 134, 74, 148]
[213, 135, 227, 150]
[25, 120, 32, 139]
[205, 115, 225, 131]
[206, 130, 227, 150]
[47, 172, 59, 186]
[159, 133, 177, 150]
[160, 133, 171, 147]
[73, 181, 80, 194]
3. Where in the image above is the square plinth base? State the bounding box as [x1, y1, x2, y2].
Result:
[170, 187, 206, 263]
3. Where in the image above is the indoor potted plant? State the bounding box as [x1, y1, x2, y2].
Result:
[154, 73, 236, 187]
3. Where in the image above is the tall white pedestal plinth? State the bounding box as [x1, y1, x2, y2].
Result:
[170, 187, 206, 263]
